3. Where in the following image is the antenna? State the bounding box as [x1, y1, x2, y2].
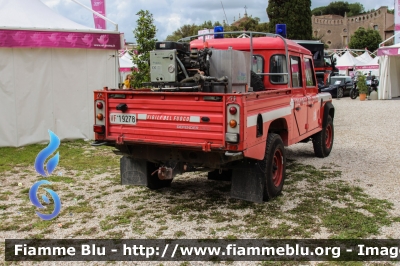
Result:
[221, 1, 229, 25]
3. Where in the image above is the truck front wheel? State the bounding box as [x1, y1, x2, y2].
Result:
[262, 133, 286, 200]
[312, 115, 334, 158]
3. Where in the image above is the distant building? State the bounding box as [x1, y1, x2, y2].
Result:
[312, 6, 394, 49]
[231, 11, 249, 28]
[124, 42, 136, 51]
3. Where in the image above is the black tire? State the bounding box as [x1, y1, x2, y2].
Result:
[261, 133, 286, 200]
[208, 169, 232, 181]
[350, 89, 358, 99]
[146, 162, 173, 189]
[337, 87, 344, 98]
[250, 70, 265, 92]
[312, 115, 334, 158]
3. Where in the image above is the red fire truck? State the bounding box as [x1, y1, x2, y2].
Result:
[93, 32, 335, 203]
[294, 40, 338, 87]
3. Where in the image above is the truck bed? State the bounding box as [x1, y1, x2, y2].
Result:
[104, 91, 227, 150]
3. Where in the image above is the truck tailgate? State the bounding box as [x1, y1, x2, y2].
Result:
[106, 92, 226, 149]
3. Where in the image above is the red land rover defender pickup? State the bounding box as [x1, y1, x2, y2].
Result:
[92, 32, 334, 203]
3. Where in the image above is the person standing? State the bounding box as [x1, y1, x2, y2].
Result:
[123, 74, 132, 89]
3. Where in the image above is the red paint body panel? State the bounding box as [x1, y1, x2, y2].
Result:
[94, 35, 333, 162]
[190, 37, 312, 56]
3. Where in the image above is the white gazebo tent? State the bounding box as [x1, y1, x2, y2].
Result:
[335, 50, 364, 76]
[355, 56, 380, 77]
[356, 50, 374, 63]
[119, 51, 136, 83]
[377, 43, 400, 99]
[332, 53, 341, 62]
[0, 0, 123, 147]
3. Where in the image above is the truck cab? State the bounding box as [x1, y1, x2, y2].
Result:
[93, 32, 335, 203]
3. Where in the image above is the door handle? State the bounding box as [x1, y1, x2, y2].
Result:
[295, 107, 301, 111]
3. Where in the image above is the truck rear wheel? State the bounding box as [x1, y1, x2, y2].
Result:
[146, 162, 173, 190]
[312, 115, 334, 158]
[262, 133, 286, 200]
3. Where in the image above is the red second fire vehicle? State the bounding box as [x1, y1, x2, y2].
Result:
[92, 32, 335, 203]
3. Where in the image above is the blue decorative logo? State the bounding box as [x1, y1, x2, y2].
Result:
[34, 130, 60, 177]
[29, 130, 62, 220]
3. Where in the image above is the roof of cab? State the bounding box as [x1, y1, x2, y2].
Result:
[190, 36, 312, 55]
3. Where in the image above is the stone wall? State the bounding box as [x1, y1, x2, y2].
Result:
[311, 6, 394, 49]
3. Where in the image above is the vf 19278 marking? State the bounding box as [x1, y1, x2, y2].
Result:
[109, 113, 137, 125]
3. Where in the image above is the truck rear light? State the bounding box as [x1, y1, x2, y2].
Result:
[229, 107, 237, 115]
[229, 120, 237, 128]
[93, 125, 105, 134]
[225, 133, 238, 143]
[95, 100, 105, 126]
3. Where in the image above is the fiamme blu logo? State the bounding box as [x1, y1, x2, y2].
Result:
[29, 130, 62, 220]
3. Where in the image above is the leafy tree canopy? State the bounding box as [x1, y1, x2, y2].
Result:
[165, 17, 268, 41]
[131, 10, 157, 88]
[311, 1, 364, 17]
[166, 21, 221, 41]
[267, 0, 312, 40]
[348, 27, 382, 51]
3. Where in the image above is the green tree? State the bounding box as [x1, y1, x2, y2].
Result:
[166, 21, 222, 41]
[312, 2, 364, 17]
[324, 1, 349, 17]
[347, 3, 364, 16]
[166, 24, 198, 41]
[348, 27, 382, 52]
[311, 6, 326, 16]
[166, 17, 268, 41]
[131, 10, 157, 88]
[267, 0, 312, 40]
[237, 16, 269, 32]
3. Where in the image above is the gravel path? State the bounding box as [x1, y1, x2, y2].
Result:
[286, 96, 400, 238]
[2, 96, 400, 266]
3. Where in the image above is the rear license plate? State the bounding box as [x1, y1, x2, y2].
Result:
[109, 113, 136, 125]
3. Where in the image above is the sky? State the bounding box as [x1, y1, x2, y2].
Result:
[40, 0, 395, 42]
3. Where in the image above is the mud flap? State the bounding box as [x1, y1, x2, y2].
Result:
[230, 161, 264, 203]
[120, 156, 149, 186]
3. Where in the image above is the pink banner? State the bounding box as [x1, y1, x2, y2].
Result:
[377, 47, 400, 56]
[0, 30, 121, 50]
[91, 0, 106, 30]
[336, 66, 354, 70]
[356, 65, 379, 69]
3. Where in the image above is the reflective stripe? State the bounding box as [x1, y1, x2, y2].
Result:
[247, 106, 292, 128]
[138, 114, 147, 120]
[137, 114, 200, 123]
[189, 116, 201, 123]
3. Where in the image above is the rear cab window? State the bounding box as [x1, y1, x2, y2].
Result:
[290, 56, 302, 88]
[304, 58, 316, 87]
[270, 55, 288, 84]
[252, 55, 264, 81]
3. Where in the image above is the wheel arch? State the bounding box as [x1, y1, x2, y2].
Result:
[323, 101, 335, 127]
[267, 118, 289, 146]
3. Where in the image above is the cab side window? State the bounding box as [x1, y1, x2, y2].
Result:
[304, 58, 316, 86]
[252, 55, 264, 81]
[270, 55, 288, 84]
[290, 56, 302, 88]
